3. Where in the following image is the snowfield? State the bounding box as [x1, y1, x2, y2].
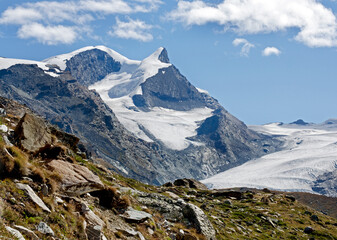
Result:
[88, 47, 213, 150]
[202, 122, 337, 193]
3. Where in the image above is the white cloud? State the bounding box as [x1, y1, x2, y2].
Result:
[17, 23, 77, 45]
[168, 0, 337, 47]
[262, 47, 281, 56]
[0, 6, 42, 25]
[109, 17, 153, 42]
[0, 0, 162, 45]
[232, 38, 255, 56]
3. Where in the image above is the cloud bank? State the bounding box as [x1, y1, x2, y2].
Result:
[168, 0, 337, 47]
[0, 0, 162, 44]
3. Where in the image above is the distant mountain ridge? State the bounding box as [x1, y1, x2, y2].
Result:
[0, 46, 279, 184]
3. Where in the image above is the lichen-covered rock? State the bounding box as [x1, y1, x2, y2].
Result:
[182, 203, 216, 240]
[37, 222, 54, 236]
[48, 160, 104, 196]
[14, 113, 52, 152]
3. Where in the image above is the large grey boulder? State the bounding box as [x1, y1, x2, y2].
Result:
[182, 203, 216, 240]
[120, 207, 152, 223]
[16, 183, 51, 213]
[14, 113, 52, 152]
[47, 160, 104, 196]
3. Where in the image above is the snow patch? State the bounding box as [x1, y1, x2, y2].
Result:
[43, 45, 140, 71]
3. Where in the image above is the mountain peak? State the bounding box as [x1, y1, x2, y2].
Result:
[158, 47, 170, 63]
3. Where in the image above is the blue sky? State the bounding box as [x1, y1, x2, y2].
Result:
[1, 0, 337, 124]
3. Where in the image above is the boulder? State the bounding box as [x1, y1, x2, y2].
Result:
[137, 192, 185, 222]
[5, 226, 25, 240]
[47, 160, 104, 196]
[182, 203, 216, 240]
[16, 183, 51, 213]
[120, 207, 152, 223]
[37, 222, 54, 236]
[14, 113, 52, 152]
[173, 178, 208, 190]
[304, 226, 314, 234]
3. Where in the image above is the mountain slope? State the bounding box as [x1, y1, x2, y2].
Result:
[0, 46, 278, 184]
[202, 122, 337, 197]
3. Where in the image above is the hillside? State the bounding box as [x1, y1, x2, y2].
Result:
[1, 98, 337, 240]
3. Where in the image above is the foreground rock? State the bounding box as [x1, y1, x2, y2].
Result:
[16, 183, 51, 213]
[120, 207, 152, 223]
[5, 226, 25, 240]
[37, 222, 55, 236]
[14, 113, 52, 152]
[183, 203, 216, 240]
[48, 160, 104, 196]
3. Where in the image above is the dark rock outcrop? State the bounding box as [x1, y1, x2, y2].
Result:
[65, 49, 121, 86]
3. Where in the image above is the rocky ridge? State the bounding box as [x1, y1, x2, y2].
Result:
[0, 97, 336, 240]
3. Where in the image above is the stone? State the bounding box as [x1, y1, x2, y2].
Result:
[173, 178, 208, 190]
[137, 193, 185, 222]
[0, 107, 6, 115]
[41, 184, 49, 196]
[285, 195, 296, 202]
[304, 226, 314, 234]
[48, 160, 104, 196]
[310, 215, 319, 222]
[5, 226, 25, 240]
[0, 124, 8, 133]
[211, 190, 242, 200]
[55, 196, 64, 204]
[16, 183, 51, 213]
[224, 199, 233, 206]
[14, 225, 39, 240]
[182, 203, 216, 240]
[120, 207, 152, 223]
[14, 113, 52, 152]
[165, 191, 180, 199]
[37, 222, 55, 236]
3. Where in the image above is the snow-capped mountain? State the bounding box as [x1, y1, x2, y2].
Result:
[0, 46, 277, 184]
[202, 121, 337, 197]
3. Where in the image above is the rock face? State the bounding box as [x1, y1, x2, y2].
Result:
[312, 169, 337, 197]
[65, 49, 121, 86]
[133, 65, 205, 111]
[47, 160, 104, 196]
[16, 183, 51, 212]
[14, 113, 52, 152]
